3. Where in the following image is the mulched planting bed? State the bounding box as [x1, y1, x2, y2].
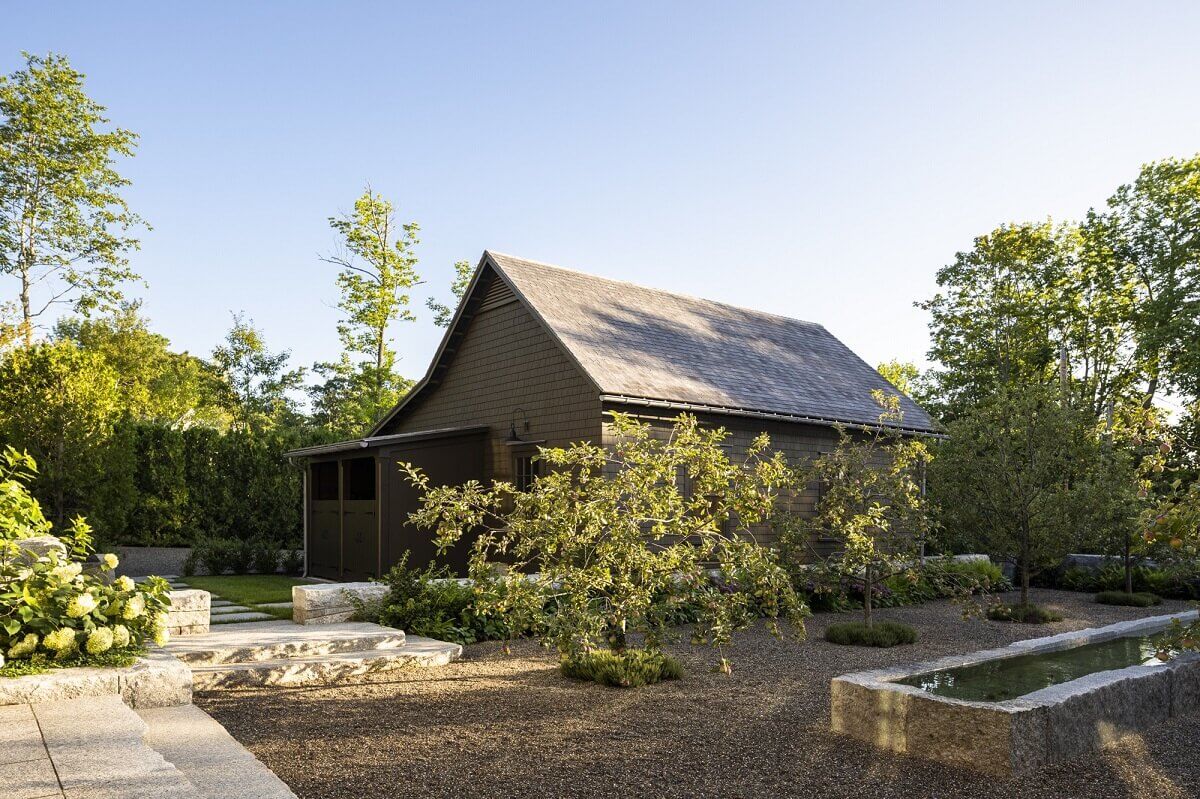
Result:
[198, 589, 1200, 799]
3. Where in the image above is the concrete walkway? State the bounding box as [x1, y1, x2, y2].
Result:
[0, 696, 295, 799]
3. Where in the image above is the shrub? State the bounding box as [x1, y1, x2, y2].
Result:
[249, 539, 280, 575]
[280, 548, 304, 576]
[824, 620, 917, 647]
[985, 602, 1063, 624]
[193, 537, 237, 576]
[560, 649, 683, 688]
[1095, 590, 1162, 607]
[369, 554, 511, 646]
[0, 451, 172, 669]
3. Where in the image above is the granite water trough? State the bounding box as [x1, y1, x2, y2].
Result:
[831, 610, 1200, 775]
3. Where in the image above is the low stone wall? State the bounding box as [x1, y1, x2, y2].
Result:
[167, 589, 210, 636]
[0, 650, 192, 709]
[292, 582, 389, 625]
[831, 611, 1200, 775]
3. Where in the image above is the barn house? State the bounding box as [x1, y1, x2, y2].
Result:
[286, 251, 937, 581]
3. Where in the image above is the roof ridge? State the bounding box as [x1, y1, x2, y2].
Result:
[485, 250, 826, 330]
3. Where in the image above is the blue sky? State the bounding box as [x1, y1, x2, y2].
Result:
[6, 2, 1200, 387]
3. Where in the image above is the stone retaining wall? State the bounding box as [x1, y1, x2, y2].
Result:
[0, 650, 192, 708]
[167, 589, 210, 636]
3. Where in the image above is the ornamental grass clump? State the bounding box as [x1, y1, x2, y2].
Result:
[401, 412, 810, 686]
[561, 649, 683, 688]
[985, 602, 1063, 624]
[825, 620, 917, 647]
[0, 447, 171, 674]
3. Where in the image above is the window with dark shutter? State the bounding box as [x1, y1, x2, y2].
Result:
[514, 454, 542, 492]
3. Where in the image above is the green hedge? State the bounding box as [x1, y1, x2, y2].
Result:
[51, 422, 333, 548]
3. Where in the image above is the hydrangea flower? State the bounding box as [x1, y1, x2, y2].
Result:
[111, 625, 131, 648]
[43, 628, 77, 654]
[101, 553, 119, 570]
[66, 593, 97, 618]
[51, 562, 82, 582]
[86, 627, 114, 655]
[114, 576, 135, 592]
[121, 594, 146, 620]
[7, 633, 38, 659]
[152, 614, 170, 646]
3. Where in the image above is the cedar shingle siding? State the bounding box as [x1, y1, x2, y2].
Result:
[290, 251, 934, 579]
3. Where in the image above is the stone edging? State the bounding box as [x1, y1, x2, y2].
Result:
[0, 649, 192, 708]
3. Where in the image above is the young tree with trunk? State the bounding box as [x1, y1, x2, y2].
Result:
[210, 313, 304, 432]
[313, 188, 420, 432]
[401, 412, 808, 684]
[804, 392, 933, 627]
[0, 53, 144, 346]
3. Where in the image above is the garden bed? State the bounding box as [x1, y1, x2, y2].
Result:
[198, 590, 1200, 799]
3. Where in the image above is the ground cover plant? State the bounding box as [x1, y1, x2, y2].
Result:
[401, 412, 809, 683]
[985, 602, 1063, 624]
[0, 447, 171, 673]
[1094, 590, 1162, 607]
[824, 620, 917, 647]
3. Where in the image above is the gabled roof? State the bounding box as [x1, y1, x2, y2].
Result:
[372, 251, 937, 435]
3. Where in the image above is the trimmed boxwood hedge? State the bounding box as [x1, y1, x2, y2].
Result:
[824, 620, 917, 647]
[1095, 590, 1162, 607]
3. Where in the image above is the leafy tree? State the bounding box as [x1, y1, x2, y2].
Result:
[0, 53, 144, 346]
[930, 386, 1102, 605]
[210, 313, 303, 432]
[314, 188, 420, 430]
[425, 259, 474, 327]
[876, 360, 920, 396]
[402, 412, 808, 675]
[1090, 154, 1200, 404]
[0, 447, 49, 541]
[0, 341, 121, 527]
[919, 222, 1143, 422]
[55, 304, 229, 428]
[800, 392, 933, 626]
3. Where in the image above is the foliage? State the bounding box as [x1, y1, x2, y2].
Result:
[402, 412, 808, 672]
[793, 392, 934, 626]
[1094, 590, 1161, 607]
[55, 305, 230, 428]
[1048, 562, 1200, 600]
[370, 554, 510, 646]
[210, 313, 304, 432]
[789, 557, 1008, 613]
[280, 548, 304, 576]
[0, 52, 145, 346]
[0, 447, 49, 541]
[311, 188, 421, 434]
[0, 455, 170, 668]
[930, 385, 1111, 604]
[560, 648, 683, 688]
[0, 341, 121, 527]
[985, 602, 1062, 624]
[824, 620, 917, 648]
[426, 259, 474, 327]
[0, 646, 140, 679]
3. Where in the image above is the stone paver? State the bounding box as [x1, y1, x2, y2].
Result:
[211, 612, 275, 624]
[254, 602, 293, 610]
[0, 757, 60, 799]
[209, 605, 251, 614]
[138, 704, 296, 799]
[164, 621, 405, 666]
[0, 704, 49, 766]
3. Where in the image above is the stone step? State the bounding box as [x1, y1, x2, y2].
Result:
[189, 635, 462, 690]
[138, 704, 297, 799]
[212, 611, 279, 624]
[211, 604, 252, 614]
[165, 620, 407, 666]
[32, 695, 199, 798]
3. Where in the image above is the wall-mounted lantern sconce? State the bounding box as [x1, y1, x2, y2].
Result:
[506, 407, 530, 443]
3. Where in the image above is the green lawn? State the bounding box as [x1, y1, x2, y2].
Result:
[180, 575, 314, 606]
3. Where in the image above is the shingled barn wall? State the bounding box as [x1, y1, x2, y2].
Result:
[601, 405, 846, 557]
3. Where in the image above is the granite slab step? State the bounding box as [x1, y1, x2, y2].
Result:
[164, 620, 407, 666]
[138, 704, 296, 799]
[32, 695, 198, 798]
[189, 636, 463, 690]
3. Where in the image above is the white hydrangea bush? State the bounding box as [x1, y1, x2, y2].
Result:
[0, 447, 171, 668]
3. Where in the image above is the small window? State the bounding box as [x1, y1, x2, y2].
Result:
[344, 457, 376, 501]
[514, 454, 542, 492]
[312, 461, 338, 501]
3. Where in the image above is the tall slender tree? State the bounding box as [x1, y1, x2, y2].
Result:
[210, 313, 304, 432]
[426, 259, 474, 327]
[0, 53, 144, 346]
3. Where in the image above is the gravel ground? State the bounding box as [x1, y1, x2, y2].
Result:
[198, 589, 1200, 799]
